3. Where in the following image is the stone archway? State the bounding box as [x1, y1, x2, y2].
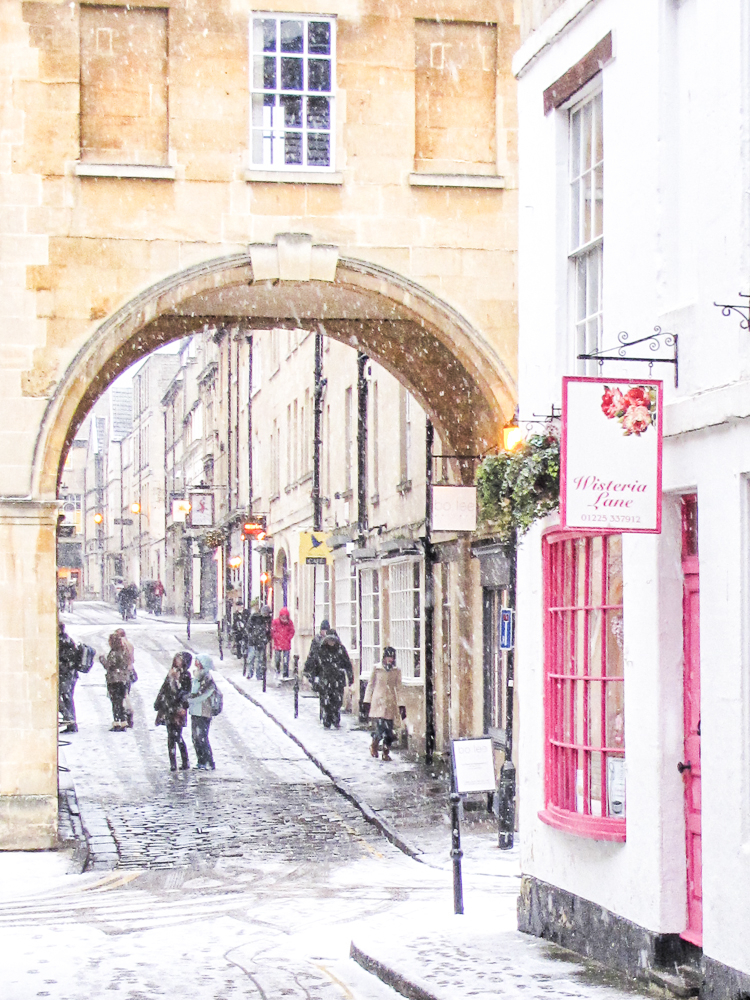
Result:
[6, 234, 515, 850]
[33, 235, 515, 498]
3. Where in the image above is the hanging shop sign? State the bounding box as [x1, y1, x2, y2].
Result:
[172, 498, 191, 523]
[189, 491, 214, 527]
[431, 486, 477, 532]
[299, 530, 332, 565]
[561, 376, 663, 533]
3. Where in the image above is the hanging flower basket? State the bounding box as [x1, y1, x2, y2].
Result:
[475, 432, 560, 541]
[203, 527, 226, 550]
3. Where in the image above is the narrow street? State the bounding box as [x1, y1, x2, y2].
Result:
[1, 604, 649, 1000]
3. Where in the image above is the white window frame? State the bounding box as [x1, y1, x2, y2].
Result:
[314, 563, 331, 628]
[359, 566, 380, 678]
[250, 12, 336, 172]
[567, 84, 603, 374]
[334, 556, 358, 655]
[388, 559, 423, 683]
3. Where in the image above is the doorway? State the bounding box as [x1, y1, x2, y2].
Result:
[680, 493, 702, 947]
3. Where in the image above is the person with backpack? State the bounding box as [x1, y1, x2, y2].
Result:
[154, 652, 192, 771]
[58, 622, 81, 733]
[188, 653, 221, 769]
[271, 607, 295, 677]
[98, 632, 131, 731]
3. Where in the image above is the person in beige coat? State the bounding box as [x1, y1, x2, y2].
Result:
[363, 646, 406, 761]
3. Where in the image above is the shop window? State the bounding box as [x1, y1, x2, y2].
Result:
[359, 567, 380, 677]
[389, 560, 422, 681]
[334, 558, 358, 653]
[541, 531, 625, 840]
[314, 563, 330, 626]
[80, 6, 169, 166]
[250, 13, 335, 170]
[414, 20, 496, 175]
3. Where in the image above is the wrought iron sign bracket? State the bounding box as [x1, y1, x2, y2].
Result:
[577, 327, 678, 387]
[714, 292, 750, 330]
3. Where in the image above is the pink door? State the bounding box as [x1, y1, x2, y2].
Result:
[681, 495, 702, 947]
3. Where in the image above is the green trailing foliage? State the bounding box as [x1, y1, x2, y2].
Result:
[475, 433, 560, 541]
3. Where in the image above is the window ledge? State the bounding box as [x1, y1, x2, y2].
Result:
[75, 162, 176, 180]
[539, 806, 626, 842]
[408, 173, 505, 189]
[244, 169, 344, 185]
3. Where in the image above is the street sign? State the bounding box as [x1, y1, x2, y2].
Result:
[499, 608, 515, 650]
[113, 518, 133, 525]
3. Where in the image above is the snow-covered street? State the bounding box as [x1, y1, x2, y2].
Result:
[0, 604, 648, 999]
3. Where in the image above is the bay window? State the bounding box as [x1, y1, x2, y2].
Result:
[542, 531, 625, 840]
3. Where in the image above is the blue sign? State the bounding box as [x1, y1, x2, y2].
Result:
[499, 608, 515, 650]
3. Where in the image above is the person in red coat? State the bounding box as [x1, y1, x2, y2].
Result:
[271, 607, 295, 677]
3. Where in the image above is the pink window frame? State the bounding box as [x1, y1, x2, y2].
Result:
[540, 527, 626, 842]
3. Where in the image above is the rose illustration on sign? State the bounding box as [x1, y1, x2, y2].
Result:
[601, 384, 657, 436]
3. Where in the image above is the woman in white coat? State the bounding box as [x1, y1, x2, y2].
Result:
[363, 646, 406, 761]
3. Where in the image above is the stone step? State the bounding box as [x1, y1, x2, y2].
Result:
[648, 968, 701, 998]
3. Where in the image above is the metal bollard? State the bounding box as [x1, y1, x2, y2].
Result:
[262, 661, 267, 693]
[497, 758, 516, 850]
[217, 621, 224, 661]
[450, 791, 464, 915]
[293, 654, 300, 718]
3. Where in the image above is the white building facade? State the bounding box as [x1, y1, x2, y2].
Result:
[515, 1, 750, 995]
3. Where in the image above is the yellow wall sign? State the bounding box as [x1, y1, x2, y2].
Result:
[299, 531, 332, 565]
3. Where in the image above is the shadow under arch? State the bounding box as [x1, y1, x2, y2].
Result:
[33, 250, 516, 498]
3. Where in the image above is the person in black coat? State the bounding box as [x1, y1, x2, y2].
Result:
[154, 652, 192, 770]
[303, 618, 330, 691]
[244, 604, 272, 679]
[58, 622, 81, 733]
[316, 629, 353, 729]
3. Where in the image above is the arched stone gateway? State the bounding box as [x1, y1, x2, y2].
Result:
[3, 236, 515, 850]
[34, 236, 514, 498]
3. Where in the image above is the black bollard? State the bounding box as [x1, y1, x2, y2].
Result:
[497, 759, 516, 850]
[293, 654, 299, 718]
[450, 791, 464, 915]
[217, 621, 224, 661]
[262, 663, 267, 693]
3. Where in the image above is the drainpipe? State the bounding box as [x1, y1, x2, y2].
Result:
[312, 330, 324, 532]
[357, 352, 368, 547]
[424, 419, 436, 764]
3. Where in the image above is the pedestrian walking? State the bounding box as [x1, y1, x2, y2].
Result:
[302, 618, 330, 691]
[244, 603, 272, 679]
[363, 646, 406, 761]
[316, 629, 353, 729]
[188, 653, 221, 769]
[152, 579, 165, 615]
[116, 627, 136, 728]
[154, 653, 192, 771]
[58, 622, 80, 733]
[99, 632, 131, 731]
[271, 607, 295, 677]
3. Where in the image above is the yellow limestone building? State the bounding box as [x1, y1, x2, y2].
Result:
[0, 0, 518, 847]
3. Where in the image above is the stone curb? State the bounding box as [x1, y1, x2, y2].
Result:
[222, 674, 423, 861]
[349, 942, 439, 1000]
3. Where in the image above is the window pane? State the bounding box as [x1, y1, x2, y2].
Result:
[280, 20, 303, 52]
[254, 18, 276, 53]
[581, 100, 592, 173]
[309, 20, 331, 54]
[570, 107, 581, 178]
[307, 132, 329, 166]
[593, 164, 604, 239]
[307, 96, 330, 129]
[281, 95, 302, 127]
[308, 59, 331, 92]
[285, 132, 302, 165]
[280, 57, 303, 91]
[593, 92, 603, 164]
[253, 55, 275, 90]
[582, 170, 592, 245]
